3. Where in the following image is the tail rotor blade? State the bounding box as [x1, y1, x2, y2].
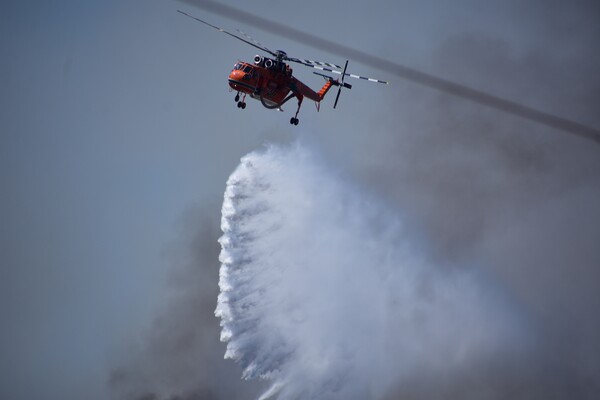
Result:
[333, 60, 349, 109]
[340, 60, 349, 84]
[333, 86, 342, 109]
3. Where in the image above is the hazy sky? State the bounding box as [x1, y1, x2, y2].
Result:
[1, 1, 599, 399]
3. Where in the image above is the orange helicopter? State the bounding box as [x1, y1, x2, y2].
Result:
[178, 10, 388, 125]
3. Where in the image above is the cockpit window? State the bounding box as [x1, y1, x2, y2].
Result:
[234, 63, 242, 70]
[243, 65, 252, 73]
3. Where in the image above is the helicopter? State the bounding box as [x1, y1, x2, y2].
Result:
[178, 10, 388, 125]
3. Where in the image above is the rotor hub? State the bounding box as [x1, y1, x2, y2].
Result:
[275, 50, 287, 61]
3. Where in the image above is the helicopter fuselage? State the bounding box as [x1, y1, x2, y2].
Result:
[178, 10, 386, 125]
[228, 57, 331, 109]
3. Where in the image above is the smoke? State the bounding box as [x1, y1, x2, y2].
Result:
[179, 0, 600, 143]
[108, 208, 265, 400]
[216, 141, 526, 400]
[342, 29, 600, 398]
[109, 3, 600, 399]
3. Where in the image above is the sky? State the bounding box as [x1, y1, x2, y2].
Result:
[1, 1, 599, 399]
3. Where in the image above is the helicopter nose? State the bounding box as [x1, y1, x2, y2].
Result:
[229, 69, 245, 81]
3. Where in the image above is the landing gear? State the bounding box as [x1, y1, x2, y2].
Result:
[290, 96, 303, 126]
[235, 92, 246, 109]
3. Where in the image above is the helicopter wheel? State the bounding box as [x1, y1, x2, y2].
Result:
[235, 93, 240, 102]
[237, 101, 242, 108]
[241, 102, 246, 109]
[290, 117, 299, 125]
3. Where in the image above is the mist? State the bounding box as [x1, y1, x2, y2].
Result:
[215, 142, 532, 399]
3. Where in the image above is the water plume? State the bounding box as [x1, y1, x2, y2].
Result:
[216, 141, 523, 399]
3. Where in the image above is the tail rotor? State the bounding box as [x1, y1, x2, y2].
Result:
[333, 60, 351, 109]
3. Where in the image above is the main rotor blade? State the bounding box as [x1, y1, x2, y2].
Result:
[314, 65, 389, 85]
[178, 0, 600, 145]
[235, 29, 274, 55]
[286, 57, 342, 69]
[177, 10, 276, 57]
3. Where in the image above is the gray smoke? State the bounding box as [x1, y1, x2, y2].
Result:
[110, 1, 600, 399]
[180, 0, 600, 143]
[108, 206, 265, 400]
[345, 28, 600, 400]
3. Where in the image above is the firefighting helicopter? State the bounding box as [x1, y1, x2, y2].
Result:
[178, 10, 388, 125]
